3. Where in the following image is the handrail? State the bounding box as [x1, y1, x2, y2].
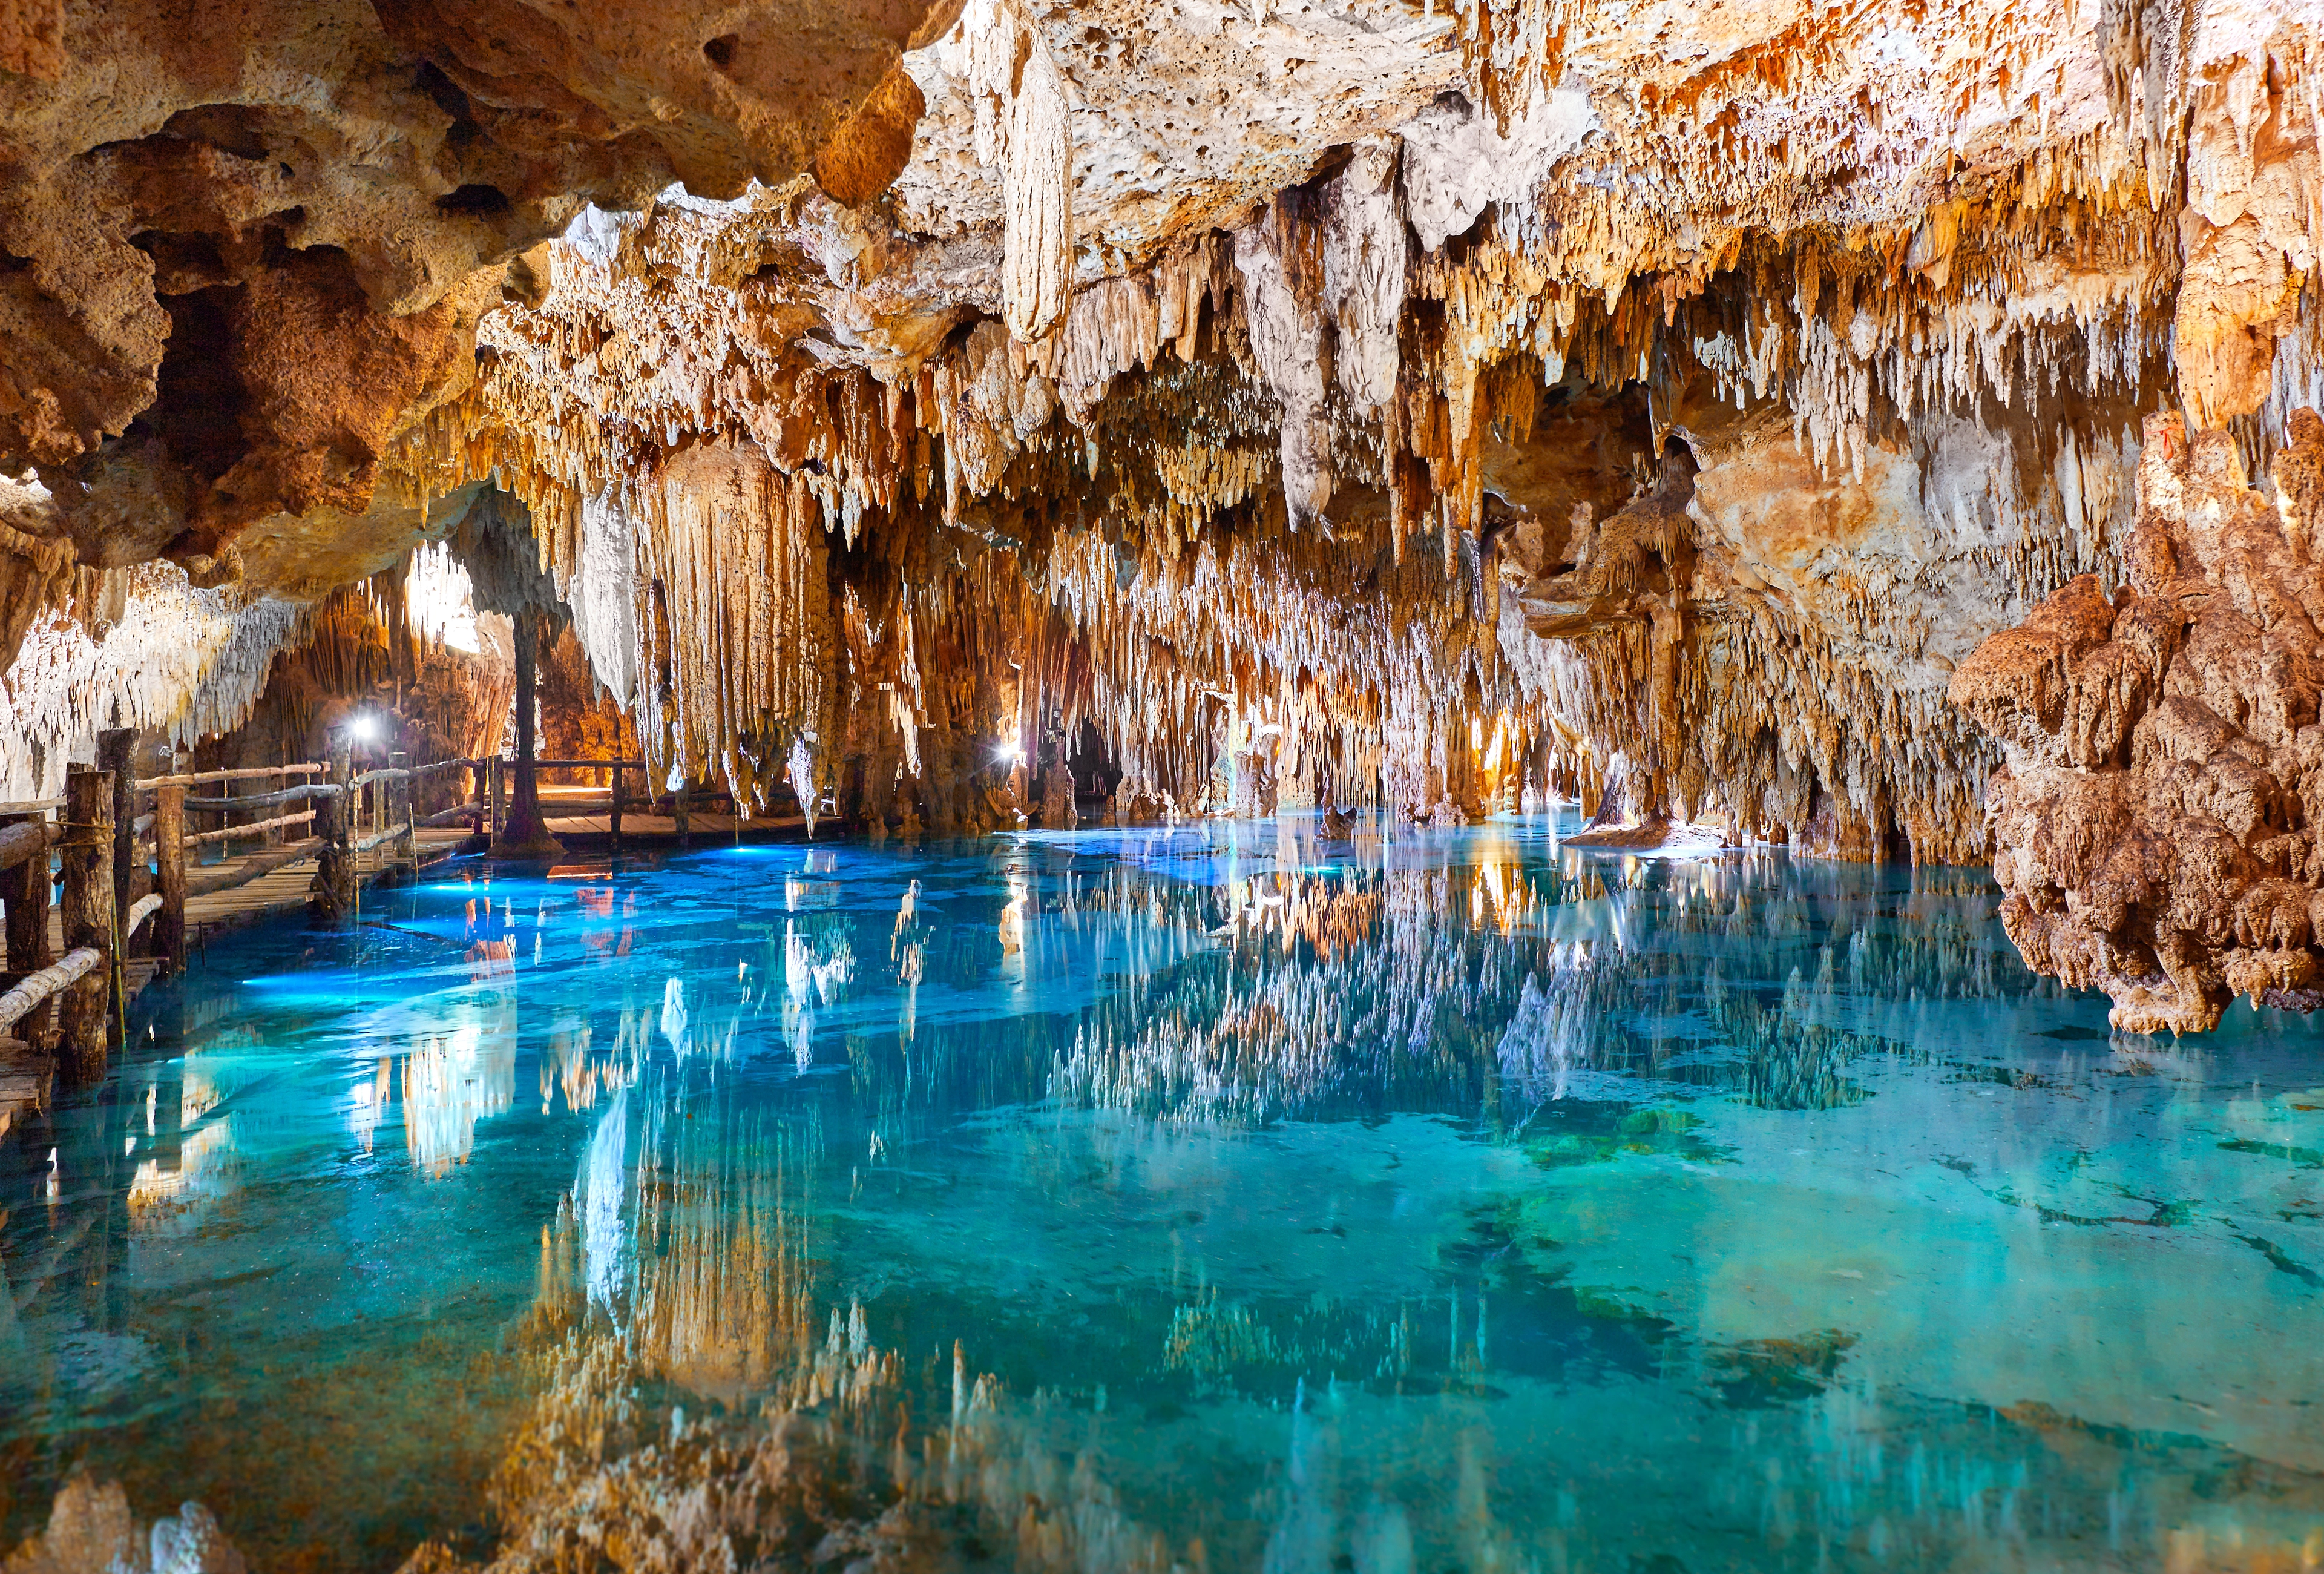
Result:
[0, 799, 62, 815]
[185, 810, 314, 847]
[185, 782, 343, 812]
[0, 947, 100, 1032]
[0, 819, 56, 874]
[185, 837, 327, 898]
[353, 820, 415, 854]
[143, 764, 327, 788]
[124, 891, 162, 937]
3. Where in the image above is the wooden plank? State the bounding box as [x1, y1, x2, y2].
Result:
[186, 838, 326, 898]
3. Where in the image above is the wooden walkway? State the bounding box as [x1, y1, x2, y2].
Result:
[0, 828, 473, 1142]
[173, 827, 476, 945]
[531, 785, 808, 841]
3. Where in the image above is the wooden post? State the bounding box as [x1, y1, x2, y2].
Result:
[60, 766, 114, 1078]
[389, 750, 412, 876]
[2, 809, 55, 1045]
[99, 729, 136, 949]
[309, 731, 356, 924]
[490, 754, 506, 838]
[674, 777, 691, 847]
[155, 781, 186, 974]
[611, 763, 625, 849]
[512, 606, 539, 837]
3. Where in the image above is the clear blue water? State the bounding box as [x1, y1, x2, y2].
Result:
[4, 814, 2324, 1570]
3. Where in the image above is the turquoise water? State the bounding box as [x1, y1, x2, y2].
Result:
[4, 815, 2323, 1570]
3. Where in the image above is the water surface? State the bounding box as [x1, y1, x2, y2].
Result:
[4, 815, 2322, 1570]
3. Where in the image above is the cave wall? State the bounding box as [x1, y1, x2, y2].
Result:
[1, 0, 2323, 1022]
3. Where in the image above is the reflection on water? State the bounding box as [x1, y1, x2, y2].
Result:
[4, 815, 2324, 1570]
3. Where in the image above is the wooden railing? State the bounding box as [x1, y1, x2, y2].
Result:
[3, 740, 675, 1074]
[1, 739, 472, 1071]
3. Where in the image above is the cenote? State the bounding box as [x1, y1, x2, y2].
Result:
[4, 814, 2322, 1572]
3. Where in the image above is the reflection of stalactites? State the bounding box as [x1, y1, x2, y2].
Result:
[999, 866, 1029, 976]
[580, 1092, 628, 1312]
[126, 1104, 240, 1230]
[1495, 945, 1604, 1119]
[348, 1055, 393, 1156]
[540, 1013, 634, 1115]
[660, 976, 689, 1055]
[1263, 1378, 1339, 1574]
[528, 1193, 584, 1335]
[402, 1015, 517, 1179]
[626, 1103, 838, 1404]
[795, 923, 859, 1006]
[892, 877, 928, 1048]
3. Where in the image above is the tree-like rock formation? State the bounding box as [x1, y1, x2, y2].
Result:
[1954, 410, 2324, 1033]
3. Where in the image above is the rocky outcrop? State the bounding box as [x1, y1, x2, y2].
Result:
[0, 0, 928, 573]
[1952, 409, 2324, 1032]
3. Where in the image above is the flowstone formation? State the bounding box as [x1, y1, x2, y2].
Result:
[0, 1, 2321, 979]
[1953, 410, 2324, 1033]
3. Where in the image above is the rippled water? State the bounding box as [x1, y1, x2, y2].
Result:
[4, 815, 2323, 1571]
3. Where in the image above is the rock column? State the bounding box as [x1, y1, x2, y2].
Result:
[493, 609, 566, 860]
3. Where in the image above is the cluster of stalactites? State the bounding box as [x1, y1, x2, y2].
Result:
[0, 561, 312, 800]
[371, 35, 2324, 849]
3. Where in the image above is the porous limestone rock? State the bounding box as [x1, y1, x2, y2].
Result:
[0, 0, 928, 573]
[1953, 409, 2324, 1032]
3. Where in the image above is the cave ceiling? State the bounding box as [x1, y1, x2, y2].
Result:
[3, 0, 2323, 1026]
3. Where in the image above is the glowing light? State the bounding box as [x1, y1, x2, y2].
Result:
[350, 713, 381, 742]
[407, 542, 484, 653]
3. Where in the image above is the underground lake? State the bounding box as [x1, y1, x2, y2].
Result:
[3, 813, 2322, 1572]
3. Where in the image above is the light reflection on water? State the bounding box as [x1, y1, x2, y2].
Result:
[2, 813, 2323, 1570]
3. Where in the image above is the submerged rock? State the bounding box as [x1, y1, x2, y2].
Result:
[4, 1477, 246, 1574]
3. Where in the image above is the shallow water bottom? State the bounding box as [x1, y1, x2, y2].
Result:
[4, 814, 2323, 1570]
